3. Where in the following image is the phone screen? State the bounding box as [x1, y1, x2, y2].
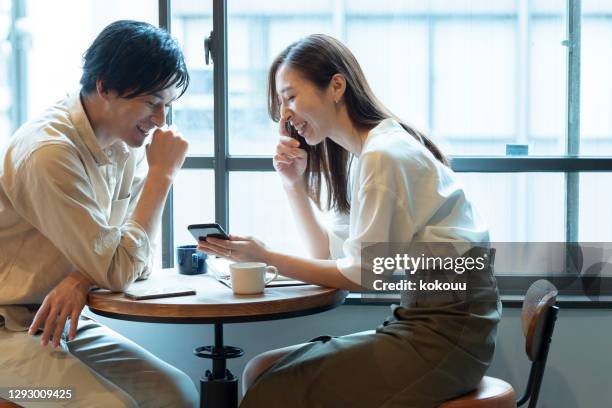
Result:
[188, 223, 229, 241]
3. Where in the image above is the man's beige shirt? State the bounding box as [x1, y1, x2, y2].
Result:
[0, 93, 152, 331]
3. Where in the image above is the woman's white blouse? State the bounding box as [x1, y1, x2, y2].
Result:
[327, 118, 489, 284]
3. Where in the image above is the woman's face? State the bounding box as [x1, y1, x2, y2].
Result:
[275, 65, 337, 145]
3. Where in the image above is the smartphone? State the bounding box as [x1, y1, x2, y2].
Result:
[285, 120, 308, 149]
[124, 286, 196, 300]
[188, 223, 230, 241]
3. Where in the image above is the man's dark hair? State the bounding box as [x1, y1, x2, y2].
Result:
[80, 20, 189, 98]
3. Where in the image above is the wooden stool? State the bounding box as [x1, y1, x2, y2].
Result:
[0, 399, 22, 408]
[439, 376, 516, 408]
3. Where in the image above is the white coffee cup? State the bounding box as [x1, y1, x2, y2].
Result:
[229, 262, 279, 295]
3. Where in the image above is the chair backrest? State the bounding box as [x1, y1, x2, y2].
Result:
[517, 279, 559, 407]
[521, 279, 558, 361]
[438, 278, 559, 408]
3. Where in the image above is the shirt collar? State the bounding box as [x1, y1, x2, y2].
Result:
[67, 92, 130, 166]
[362, 117, 402, 152]
[107, 141, 130, 165]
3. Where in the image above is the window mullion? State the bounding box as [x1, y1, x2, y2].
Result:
[565, 0, 581, 248]
[566, 0, 581, 156]
[158, 0, 174, 268]
[224, 156, 612, 173]
[9, 0, 27, 132]
[212, 0, 229, 231]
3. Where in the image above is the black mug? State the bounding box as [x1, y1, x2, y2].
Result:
[176, 245, 207, 275]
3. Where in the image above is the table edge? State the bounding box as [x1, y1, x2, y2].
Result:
[88, 288, 348, 324]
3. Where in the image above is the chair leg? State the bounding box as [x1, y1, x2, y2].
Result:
[523, 306, 559, 408]
[527, 362, 546, 408]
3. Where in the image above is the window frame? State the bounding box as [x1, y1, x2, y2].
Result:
[6, 0, 608, 297]
[7, 0, 27, 133]
[157, 0, 612, 297]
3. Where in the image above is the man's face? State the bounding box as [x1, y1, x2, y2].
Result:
[104, 84, 179, 147]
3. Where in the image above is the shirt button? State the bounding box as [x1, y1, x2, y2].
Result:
[106, 149, 113, 157]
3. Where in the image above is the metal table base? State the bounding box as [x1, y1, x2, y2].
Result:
[194, 323, 244, 408]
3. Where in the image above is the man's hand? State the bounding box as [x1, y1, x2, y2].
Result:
[28, 271, 93, 347]
[146, 127, 189, 180]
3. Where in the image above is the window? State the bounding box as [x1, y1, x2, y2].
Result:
[220, 0, 570, 158]
[164, 0, 612, 296]
[24, 0, 158, 117]
[2, 0, 158, 131]
[457, 173, 565, 242]
[171, 0, 214, 155]
[229, 172, 308, 256]
[3, 0, 611, 296]
[0, 1, 11, 145]
[581, 0, 612, 154]
[169, 0, 588, 245]
[580, 173, 612, 242]
[227, 1, 334, 156]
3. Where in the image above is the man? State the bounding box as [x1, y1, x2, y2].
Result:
[0, 20, 199, 407]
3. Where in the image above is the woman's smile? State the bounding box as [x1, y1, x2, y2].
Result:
[295, 121, 307, 136]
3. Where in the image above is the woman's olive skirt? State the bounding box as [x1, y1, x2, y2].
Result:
[241, 260, 501, 408]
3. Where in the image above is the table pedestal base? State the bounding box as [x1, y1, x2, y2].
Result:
[200, 370, 239, 408]
[195, 323, 244, 408]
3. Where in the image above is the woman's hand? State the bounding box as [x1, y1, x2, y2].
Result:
[273, 117, 308, 188]
[197, 234, 269, 263]
[28, 271, 93, 347]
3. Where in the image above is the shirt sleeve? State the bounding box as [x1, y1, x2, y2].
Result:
[126, 147, 154, 281]
[324, 210, 350, 260]
[335, 151, 421, 285]
[9, 143, 151, 291]
[336, 182, 413, 285]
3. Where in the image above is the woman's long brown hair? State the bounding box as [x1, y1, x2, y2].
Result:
[268, 34, 449, 214]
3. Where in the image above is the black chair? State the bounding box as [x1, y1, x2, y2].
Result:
[440, 279, 559, 408]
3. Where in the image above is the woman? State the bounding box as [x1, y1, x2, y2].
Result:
[198, 34, 501, 407]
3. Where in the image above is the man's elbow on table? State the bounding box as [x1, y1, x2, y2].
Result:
[104, 277, 136, 293]
[101, 265, 147, 292]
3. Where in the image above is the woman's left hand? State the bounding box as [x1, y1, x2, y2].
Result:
[197, 234, 269, 263]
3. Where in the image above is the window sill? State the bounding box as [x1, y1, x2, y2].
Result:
[343, 293, 612, 309]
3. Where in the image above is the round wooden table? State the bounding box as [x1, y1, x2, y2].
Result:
[88, 269, 348, 408]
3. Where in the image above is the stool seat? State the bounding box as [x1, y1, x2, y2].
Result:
[0, 398, 21, 408]
[439, 376, 516, 408]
